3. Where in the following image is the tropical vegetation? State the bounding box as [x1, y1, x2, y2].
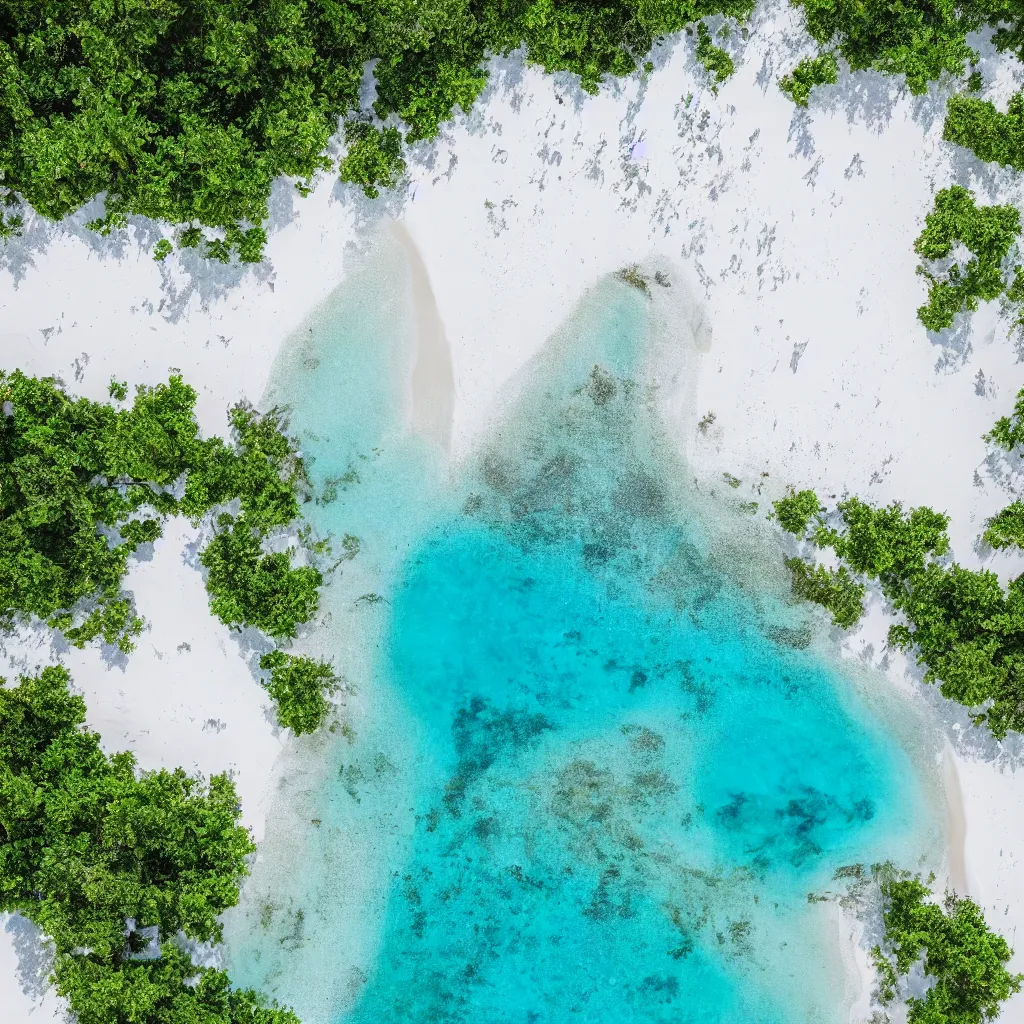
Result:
[875, 877, 1022, 1023]
[0, 664, 299, 1024]
[0, 370, 333, 732]
[0, 0, 758, 260]
[773, 487, 1024, 737]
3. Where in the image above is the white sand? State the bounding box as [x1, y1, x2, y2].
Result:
[391, 220, 456, 454]
[3, 0, 1024, 1018]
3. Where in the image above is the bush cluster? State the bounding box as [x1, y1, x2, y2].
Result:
[874, 878, 1022, 1023]
[0, 0, 757, 259]
[0, 665, 299, 1024]
[773, 489, 1024, 737]
[1, 370, 333, 732]
[259, 651, 339, 736]
[913, 187, 1021, 332]
[695, 23, 735, 91]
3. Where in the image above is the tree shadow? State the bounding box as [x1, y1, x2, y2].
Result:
[3, 912, 54, 1000]
[927, 311, 976, 372]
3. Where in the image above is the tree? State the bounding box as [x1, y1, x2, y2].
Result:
[944, 92, 1024, 172]
[695, 23, 734, 91]
[984, 500, 1024, 550]
[0, 665, 299, 1024]
[339, 121, 408, 200]
[874, 878, 1022, 1024]
[781, 0, 984, 105]
[772, 488, 823, 535]
[985, 386, 1024, 451]
[201, 517, 322, 640]
[0, 0, 761, 255]
[913, 187, 1021, 332]
[784, 557, 865, 628]
[259, 651, 339, 735]
[771, 490, 1024, 737]
[1, 371, 319, 651]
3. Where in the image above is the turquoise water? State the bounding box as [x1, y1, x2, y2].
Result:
[226, 240, 940, 1024]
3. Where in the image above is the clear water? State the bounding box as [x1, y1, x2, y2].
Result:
[225, 237, 941, 1024]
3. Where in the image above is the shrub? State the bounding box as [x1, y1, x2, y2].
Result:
[259, 652, 339, 735]
[914, 187, 1021, 331]
[696, 24, 735, 90]
[339, 122, 408, 199]
[772, 489, 823, 536]
[0, 665, 299, 1024]
[984, 500, 1024, 550]
[874, 878, 1022, 1023]
[200, 518, 322, 640]
[784, 557, 865, 628]
[779, 53, 838, 106]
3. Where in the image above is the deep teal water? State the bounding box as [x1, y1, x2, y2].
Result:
[227, 242, 940, 1024]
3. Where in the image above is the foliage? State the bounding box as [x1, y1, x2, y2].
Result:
[616, 263, 651, 294]
[944, 92, 1024, 171]
[875, 878, 1022, 1024]
[985, 386, 1024, 451]
[695, 23, 735, 90]
[259, 651, 338, 735]
[772, 488, 823, 535]
[913, 187, 1021, 331]
[339, 121, 407, 200]
[182, 404, 309, 535]
[784, 556, 865, 628]
[783, 0, 985, 104]
[818, 497, 950, 585]
[201, 517, 321, 640]
[778, 53, 838, 106]
[984, 500, 1024, 550]
[0, 0, 762, 252]
[0, 664, 298, 1024]
[0, 371, 199, 651]
[0, 371, 322, 695]
[772, 491, 1024, 737]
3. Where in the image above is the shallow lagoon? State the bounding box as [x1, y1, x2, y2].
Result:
[225, 238, 943, 1024]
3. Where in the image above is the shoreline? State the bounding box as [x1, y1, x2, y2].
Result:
[389, 220, 456, 456]
[944, 744, 970, 897]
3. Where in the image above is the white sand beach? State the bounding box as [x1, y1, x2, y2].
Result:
[3, 0, 1024, 1019]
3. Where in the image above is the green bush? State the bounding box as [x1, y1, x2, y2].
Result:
[984, 500, 1024, 550]
[201, 518, 322, 640]
[0, 371, 201, 650]
[914, 187, 1021, 331]
[784, 0, 983, 102]
[772, 488, 823, 536]
[874, 878, 1022, 1023]
[695, 23, 735, 90]
[0, 665, 298, 1024]
[0, 0, 759, 254]
[259, 651, 339, 735]
[778, 53, 838, 106]
[771, 492, 1024, 737]
[985, 386, 1024, 451]
[784, 557, 865, 628]
[944, 92, 1024, 171]
[339, 122, 407, 200]
[1, 371, 319, 653]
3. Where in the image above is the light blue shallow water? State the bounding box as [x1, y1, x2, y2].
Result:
[232, 242, 939, 1024]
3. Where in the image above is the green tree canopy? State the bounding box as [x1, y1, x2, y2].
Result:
[772, 489, 1024, 737]
[259, 650, 338, 734]
[875, 878, 1022, 1024]
[0, 0, 758, 258]
[913, 187, 1021, 332]
[0, 370, 319, 651]
[0, 663, 298, 1024]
